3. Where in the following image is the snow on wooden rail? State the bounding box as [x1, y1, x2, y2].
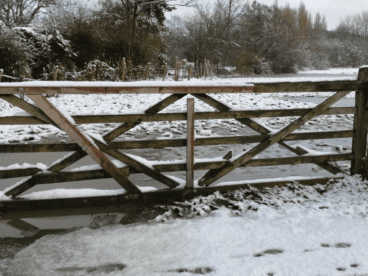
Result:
[0, 68, 367, 214]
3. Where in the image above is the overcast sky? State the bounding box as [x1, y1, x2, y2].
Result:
[167, 0, 368, 30]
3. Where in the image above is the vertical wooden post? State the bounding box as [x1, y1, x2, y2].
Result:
[53, 66, 58, 81]
[175, 57, 178, 81]
[121, 57, 126, 81]
[186, 98, 195, 189]
[204, 59, 207, 77]
[351, 67, 368, 177]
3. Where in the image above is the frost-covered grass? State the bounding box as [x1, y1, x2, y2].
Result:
[2, 175, 368, 276]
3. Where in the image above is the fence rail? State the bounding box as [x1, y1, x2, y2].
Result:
[0, 67, 367, 215]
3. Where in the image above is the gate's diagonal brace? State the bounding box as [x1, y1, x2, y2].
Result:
[49, 93, 188, 174]
[0, 95, 86, 173]
[4, 95, 141, 196]
[103, 94, 187, 142]
[197, 91, 350, 186]
[193, 94, 344, 176]
[0, 95, 56, 126]
[27, 94, 142, 193]
[3, 94, 186, 197]
[95, 141, 180, 188]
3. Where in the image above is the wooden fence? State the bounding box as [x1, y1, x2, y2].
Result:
[0, 67, 367, 216]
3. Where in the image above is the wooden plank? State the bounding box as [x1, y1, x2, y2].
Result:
[254, 80, 361, 93]
[95, 140, 180, 188]
[5, 95, 141, 197]
[0, 85, 255, 95]
[292, 145, 344, 175]
[194, 94, 349, 176]
[0, 195, 120, 213]
[0, 107, 356, 125]
[0, 153, 352, 179]
[186, 98, 195, 188]
[0, 81, 363, 95]
[198, 91, 351, 186]
[103, 93, 187, 142]
[48, 151, 87, 172]
[0, 130, 354, 153]
[24, 167, 130, 184]
[0, 176, 344, 215]
[0, 168, 42, 179]
[152, 153, 352, 172]
[351, 68, 368, 176]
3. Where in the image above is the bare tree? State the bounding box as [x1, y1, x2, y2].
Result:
[39, 0, 94, 31]
[0, 0, 58, 27]
[338, 11, 368, 38]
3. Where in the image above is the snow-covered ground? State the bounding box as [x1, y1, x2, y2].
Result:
[0, 68, 366, 275]
[2, 176, 368, 276]
[298, 67, 360, 75]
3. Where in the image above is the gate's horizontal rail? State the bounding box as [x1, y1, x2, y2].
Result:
[0, 176, 344, 217]
[0, 80, 363, 94]
[254, 80, 364, 92]
[0, 153, 353, 180]
[0, 131, 353, 153]
[0, 107, 356, 125]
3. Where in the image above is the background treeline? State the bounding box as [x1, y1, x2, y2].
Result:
[165, 0, 368, 74]
[0, 0, 367, 81]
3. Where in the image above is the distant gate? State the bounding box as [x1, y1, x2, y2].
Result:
[0, 67, 367, 216]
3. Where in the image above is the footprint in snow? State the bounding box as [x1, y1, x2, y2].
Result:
[253, 249, 284, 257]
[320, 242, 351, 248]
[166, 267, 214, 274]
[54, 263, 126, 273]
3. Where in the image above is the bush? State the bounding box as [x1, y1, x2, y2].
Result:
[0, 30, 31, 79]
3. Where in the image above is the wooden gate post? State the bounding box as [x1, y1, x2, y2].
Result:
[186, 98, 195, 188]
[351, 67, 368, 177]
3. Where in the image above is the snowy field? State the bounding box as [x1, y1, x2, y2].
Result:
[0, 68, 367, 275]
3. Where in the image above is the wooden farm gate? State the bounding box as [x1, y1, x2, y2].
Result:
[0, 67, 367, 216]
